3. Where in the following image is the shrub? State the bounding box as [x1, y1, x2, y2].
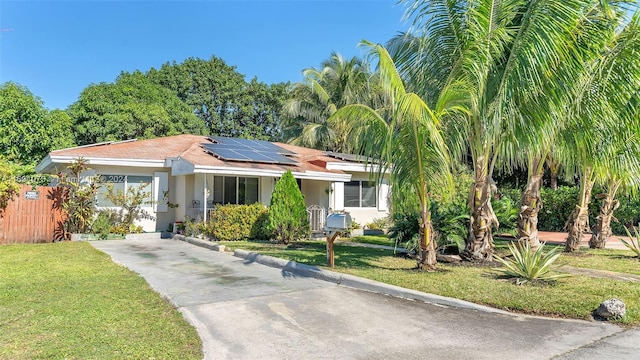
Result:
[493, 196, 519, 236]
[91, 211, 112, 239]
[492, 242, 570, 285]
[266, 170, 309, 244]
[58, 158, 100, 235]
[431, 202, 468, 252]
[365, 217, 392, 230]
[100, 183, 154, 234]
[389, 211, 420, 253]
[202, 203, 268, 241]
[390, 168, 473, 253]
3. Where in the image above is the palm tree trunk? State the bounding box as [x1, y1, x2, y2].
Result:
[517, 157, 544, 251]
[589, 180, 621, 249]
[546, 157, 560, 190]
[417, 207, 437, 270]
[565, 170, 594, 252]
[463, 158, 497, 261]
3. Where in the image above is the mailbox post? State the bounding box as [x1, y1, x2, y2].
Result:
[324, 213, 352, 268]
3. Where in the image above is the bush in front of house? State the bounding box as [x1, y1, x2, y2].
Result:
[266, 170, 309, 244]
[201, 203, 269, 241]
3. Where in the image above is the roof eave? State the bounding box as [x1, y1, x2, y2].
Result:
[36, 155, 166, 173]
[192, 165, 351, 182]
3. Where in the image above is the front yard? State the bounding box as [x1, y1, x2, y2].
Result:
[220, 239, 640, 325]
[0, 242, 202, 359]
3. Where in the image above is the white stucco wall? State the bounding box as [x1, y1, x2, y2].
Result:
[84, 165, 170, 232]
[340, 172, 390, 227]
[301, 180, 330, 209]
[260, 177, 275, 205]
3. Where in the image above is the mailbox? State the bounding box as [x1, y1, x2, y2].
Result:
[325, 213, 352, 231]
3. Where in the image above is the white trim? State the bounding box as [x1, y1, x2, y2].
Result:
[37, 155, 165, 172]
[325, 162, 386, 173]
[192, 165, 351, 182]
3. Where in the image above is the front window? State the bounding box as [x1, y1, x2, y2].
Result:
[213, 176, 259, 205]
[344, 180, 377, 208]
[96, 175, 153, 207]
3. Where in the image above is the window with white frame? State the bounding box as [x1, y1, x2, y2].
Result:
[212, 176, 259, 205]
[344, 180, 377, 208]
[96, 175, 153, 207]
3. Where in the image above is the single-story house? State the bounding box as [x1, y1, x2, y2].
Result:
[36, 134, 390, 233]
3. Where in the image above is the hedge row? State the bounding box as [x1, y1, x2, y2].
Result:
[199, 203, 269, 241]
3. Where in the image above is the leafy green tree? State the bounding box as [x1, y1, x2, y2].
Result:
[234, 79, 290, 140]
[282, 52, 375, 151]
[266, 170, 309, 244]
[0, 82, 75, 165]
[391, 0, 600, 260]
[330, 42, 453, 270]
[0, 158, 20, 212]
[68, 71, 207, 145]
[146, 56, 289, 140]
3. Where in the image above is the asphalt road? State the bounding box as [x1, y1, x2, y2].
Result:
[91, 238, 627, 360]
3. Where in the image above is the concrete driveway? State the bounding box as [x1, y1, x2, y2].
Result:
[91, 238, 625, 360]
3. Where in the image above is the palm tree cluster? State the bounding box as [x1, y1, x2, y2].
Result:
[284, 0, 640, 269]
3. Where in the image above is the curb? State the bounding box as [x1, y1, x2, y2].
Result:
[173, 234, 226, 253]
[174, 235, 511, 315]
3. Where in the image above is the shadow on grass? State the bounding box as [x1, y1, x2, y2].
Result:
[237, 240, 412, 271]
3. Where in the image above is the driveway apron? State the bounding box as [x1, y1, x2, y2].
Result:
[91, 238, 624, 360]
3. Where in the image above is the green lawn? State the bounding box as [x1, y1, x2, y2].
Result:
[342, 235, 396, 247]
[220, 240, 640, 325]
[0, 242, 202, 359]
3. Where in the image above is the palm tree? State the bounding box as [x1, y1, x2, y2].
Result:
[564, 13, 640, 252]
[282, 53, 375, 152]
[330, 41, 453, 270]
[513, 1, 638, 251]
[590, 41, 640, 247]
[590, 141, 640, 249]
[391, 0, 595, 260]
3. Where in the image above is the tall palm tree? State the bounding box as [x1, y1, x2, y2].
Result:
[330, 41, 453, 270]
[512, 1, 637, 250]
[564, 13, 640, 252]
[282, 53, 375, 152]
[590, 136, 640, 248]
[391, 0, 595, 260]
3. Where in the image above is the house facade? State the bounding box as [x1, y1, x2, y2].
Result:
[36, 135, 390, 233]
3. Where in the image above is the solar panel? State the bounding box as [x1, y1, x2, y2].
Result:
[325, 151, 377, 163]
[207, 136, 295, 154]
[202, 136, 298, 165]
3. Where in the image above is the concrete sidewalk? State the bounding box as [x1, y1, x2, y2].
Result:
[91, 238, 630, 360]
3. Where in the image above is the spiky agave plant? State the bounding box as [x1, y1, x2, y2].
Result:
[621, 226, 640, 259]
[492, 242, 570, 285]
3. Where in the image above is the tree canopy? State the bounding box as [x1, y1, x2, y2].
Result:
[0, 82, 75, 165]
[68, 71, 208, 145]
[146, 56, 290, 140]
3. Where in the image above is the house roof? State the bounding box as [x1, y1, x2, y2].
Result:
[36, 134, 363, 181]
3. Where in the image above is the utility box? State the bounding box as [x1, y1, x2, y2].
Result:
[325, 213, 352, 231]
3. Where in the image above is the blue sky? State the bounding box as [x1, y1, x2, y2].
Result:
[0, 1, 409, 110]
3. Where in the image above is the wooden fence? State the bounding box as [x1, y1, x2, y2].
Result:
[0, 185, 66, 244]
